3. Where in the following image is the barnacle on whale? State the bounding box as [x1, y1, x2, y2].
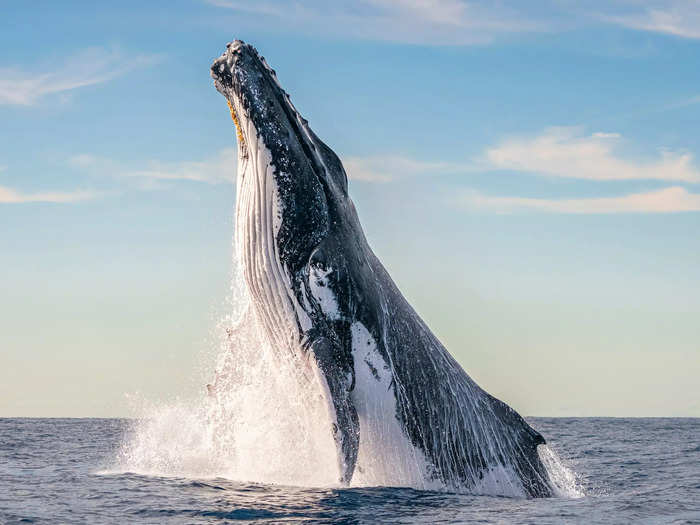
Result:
[227, 99, 245, 145]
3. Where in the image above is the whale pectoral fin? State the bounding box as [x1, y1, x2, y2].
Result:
[329, 384, 360, 484]
[310, 336, 359, 484]
[488, 393, 546, 447]
[484, 393, 551, 497]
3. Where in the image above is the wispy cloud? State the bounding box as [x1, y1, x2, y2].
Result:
[205, 0, 287, 16]
[0, 47, 160, 106]
[602, 1, 700, 39]
[344, 128, 700, 184]
[0, 185, 97, 204]
[665, 94, 700, 111]
[205, 0, 547, 45]
[345, 128, 700, 214]
[461, 186, 700, 214]
[69, 148, 236, 185]
[343, 155, 465, 182]
[206, 0, 700, 44]
[0, 148, 234, 205]
[484, 127, 700, 183]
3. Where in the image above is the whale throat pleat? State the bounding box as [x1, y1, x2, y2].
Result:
[236, 133, 299, 355]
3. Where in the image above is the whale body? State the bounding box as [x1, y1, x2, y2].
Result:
[211, 40, 552, 497]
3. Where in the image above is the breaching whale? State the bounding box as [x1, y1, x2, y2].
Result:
[211, 40, 552, 497]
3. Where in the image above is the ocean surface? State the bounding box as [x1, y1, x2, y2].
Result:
[1, 417, 698, 524]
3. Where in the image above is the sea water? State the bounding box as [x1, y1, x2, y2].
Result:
[1, 417, 698, 523]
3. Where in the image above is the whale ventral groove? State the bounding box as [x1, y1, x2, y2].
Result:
[211, 39, 552, 497]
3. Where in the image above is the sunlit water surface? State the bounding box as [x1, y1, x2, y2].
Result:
[1, 418, 698, 524]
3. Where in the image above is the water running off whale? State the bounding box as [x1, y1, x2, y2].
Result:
[114, 40, 582, 498]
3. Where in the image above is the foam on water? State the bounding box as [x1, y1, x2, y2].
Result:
[538, 444, 586, 498]
[112, 258, 582, 498]
[13, 417, 700, 523]
[113, 259, 340, 486]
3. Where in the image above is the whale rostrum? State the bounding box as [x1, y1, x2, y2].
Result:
[211, 40, 552, 497]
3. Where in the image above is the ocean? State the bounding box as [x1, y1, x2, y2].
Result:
[1, 417, 698, 524]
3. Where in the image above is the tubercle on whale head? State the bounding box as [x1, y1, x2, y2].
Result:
[210, 39, 290, 156]
[210, 40, 349, 190]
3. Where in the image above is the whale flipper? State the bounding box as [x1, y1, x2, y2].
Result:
[307, 336, 359, 482]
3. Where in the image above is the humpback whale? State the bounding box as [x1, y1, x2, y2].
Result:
[211, 40, 552, 497]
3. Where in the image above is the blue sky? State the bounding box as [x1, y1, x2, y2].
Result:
[1, 1, 698, 417]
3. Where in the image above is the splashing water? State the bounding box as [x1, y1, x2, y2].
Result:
[112, 252, 583, 497]
[538, 445, 586, 498]
[114, 257, 340, 486]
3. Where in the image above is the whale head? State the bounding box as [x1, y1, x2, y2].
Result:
[211, 40, 355, 273]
